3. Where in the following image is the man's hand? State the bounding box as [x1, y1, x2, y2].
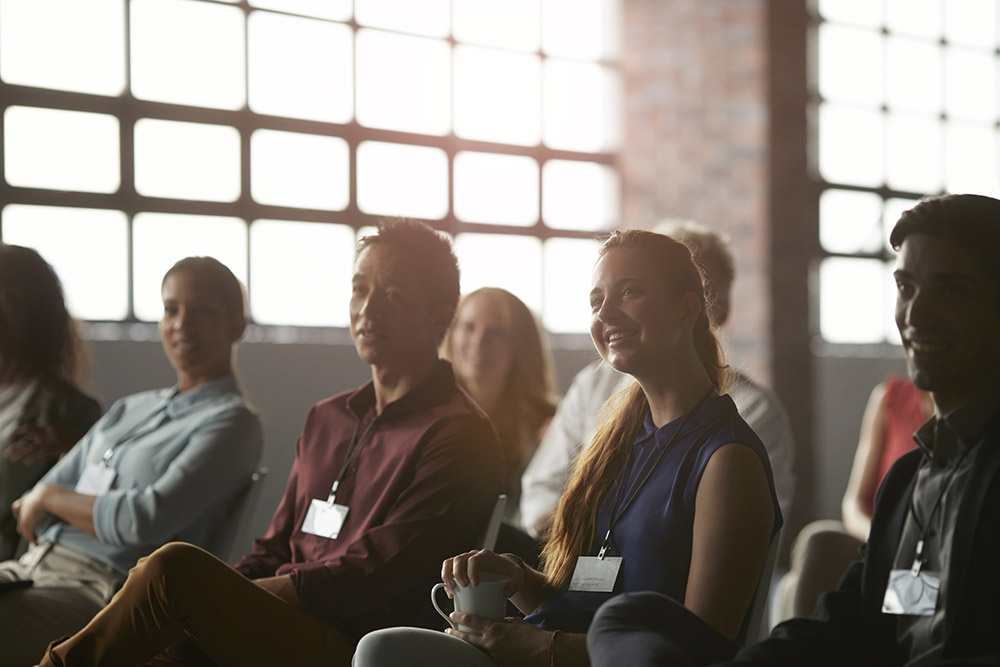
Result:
[254, 574, 301, 607]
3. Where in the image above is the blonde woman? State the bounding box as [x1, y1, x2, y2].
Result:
[354, 230, 781, 666]
[444, 288, 556, 522]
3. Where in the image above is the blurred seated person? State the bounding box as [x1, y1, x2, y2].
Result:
[353, 229, 781, 667]
[774, 375, 930, 622]
[37, 219, 503, 667]
[0, 244, 102, 561]
[443, 287, 557, 527]
[0, 256, 263, 666]
[521, 221, 795, 539]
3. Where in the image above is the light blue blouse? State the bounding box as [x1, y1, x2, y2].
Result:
[35, 374, 262, 574]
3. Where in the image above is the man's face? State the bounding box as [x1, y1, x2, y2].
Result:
[894, 232, 1000, 414]
[349, 243, 448, 374]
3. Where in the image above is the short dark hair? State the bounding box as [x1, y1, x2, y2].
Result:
[162, 256, 247, 321]
[889, 194, 1000, 303]
[0, 244, 81, 383]
[356, 218, 460, 313]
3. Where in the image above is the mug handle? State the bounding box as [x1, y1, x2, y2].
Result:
[430, 583, 456, 629]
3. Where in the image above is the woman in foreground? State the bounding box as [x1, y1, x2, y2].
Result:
[354, 229, 782, 666]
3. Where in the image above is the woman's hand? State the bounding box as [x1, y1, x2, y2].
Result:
[442, 549, 524, 599]
[12, 485, 52, 544]
[445, 614, 549, 667]
[4, 425, 67, 465]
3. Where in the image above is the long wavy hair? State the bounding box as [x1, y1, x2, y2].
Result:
[540, 230, 728, 588]
[444, 288, 557, 485]
[0, 244, 84, 385]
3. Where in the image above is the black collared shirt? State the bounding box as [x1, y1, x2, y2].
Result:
[893, 378, 1000, 662]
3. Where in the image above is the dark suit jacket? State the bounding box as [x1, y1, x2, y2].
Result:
[733, 409, 1000, 667]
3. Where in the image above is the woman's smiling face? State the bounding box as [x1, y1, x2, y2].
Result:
[589, 246, 689, 378]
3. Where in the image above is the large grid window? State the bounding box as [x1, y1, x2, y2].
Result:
[0, 0, 621, 334]
[813, 0, 1000, 344]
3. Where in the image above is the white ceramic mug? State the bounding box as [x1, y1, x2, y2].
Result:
[430, 573, 509, 634]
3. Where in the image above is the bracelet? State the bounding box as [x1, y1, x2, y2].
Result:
[500, 552, 529, 576]
[548, 629, 561, 667]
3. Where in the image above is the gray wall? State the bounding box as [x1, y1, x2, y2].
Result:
[84, 334, 599, 558]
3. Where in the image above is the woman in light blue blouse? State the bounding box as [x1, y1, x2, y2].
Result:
[0, 257, 263, 666]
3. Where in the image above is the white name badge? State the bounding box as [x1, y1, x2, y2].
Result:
[882, 569, 940, 616]
[301, 499, 349, 539]
[75, 463, 116, 495]
[569, 556, 623, 592]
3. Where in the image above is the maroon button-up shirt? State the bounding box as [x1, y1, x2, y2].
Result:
[235, 361, 503, 639]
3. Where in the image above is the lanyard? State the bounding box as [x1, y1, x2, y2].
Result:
[596, 389, 713, 559]
[325, 413, 379, 505]
[100, 402, 169, 468]
[906, 425, 974, 575]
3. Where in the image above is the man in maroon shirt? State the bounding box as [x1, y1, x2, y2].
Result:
[39, 219, 504, 667]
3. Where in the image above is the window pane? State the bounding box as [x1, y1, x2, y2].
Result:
[250, 130, 349, 211]
[453, 234, 542, 313]
[356, 141, 448, 219]
[944, 122, 1000, 197]
[885, 114, 942, 194]
[454, 152, 539, 226]
[355, 29, 450, 136]
[453, 0, 540, 52]
[817, 0, 882, 27]
[454, 46, 541, 146]
[818, 24, 883, 106]
[132, 213, 247, 321]
[248, 12, 353, 123]
[819, 189, 884, 255]
[1, 205, 128, 320]
[818, 105, 884, 187]
[250, 220, 354, 327]
[135, 119, 240, 202]
[944, 0, 996, 48]
[944, 49, 996, 123]
[4, 106, 120, 193]
[543, 60, 620, 152]
[543, 237, 600, 334]
[543, 160, 619, 231]
[885, 0, 941, 39]
[130, 0, 245, 110]
[355, 0, 449, 37]
[542, 0, 619, 60]
[249, 0, 351, 20]
[0, 0, 125, 96]
[819, 257, 888, 343]
[886, 36, 941, 114]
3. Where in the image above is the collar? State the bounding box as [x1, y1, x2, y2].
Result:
[163, 374, 240, 420]
[345, 360, 457, 422]
[635, 390, 725, 447]
[914, 377, 1000, 465]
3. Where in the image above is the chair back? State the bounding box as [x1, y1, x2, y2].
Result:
[737, 527, 782, 647]
[209, 467, 269, 564]
[478, 494, 507, 551]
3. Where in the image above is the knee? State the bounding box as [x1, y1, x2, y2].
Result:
[353, 628, 409, 667]
[592, 592, 673, 633]
[130, 542, 213, 586]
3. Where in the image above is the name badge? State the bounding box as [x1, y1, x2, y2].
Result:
[882, 569, 940, 616]
[301, 499, 349, 539]
[75, 463, 116, 495]
[569, 556, 623, 592]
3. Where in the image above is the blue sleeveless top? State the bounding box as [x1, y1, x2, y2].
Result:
[524, 393, 782, 633]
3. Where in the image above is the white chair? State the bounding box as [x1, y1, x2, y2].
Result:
[478, 494, 507, 551]
[738, 527, 782, 647]
[209, 467, 268, 564]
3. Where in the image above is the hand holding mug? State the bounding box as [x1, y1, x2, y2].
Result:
[441, 549, 524, 600]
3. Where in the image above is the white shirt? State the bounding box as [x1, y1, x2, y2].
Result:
[519, 360, 796, 536]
